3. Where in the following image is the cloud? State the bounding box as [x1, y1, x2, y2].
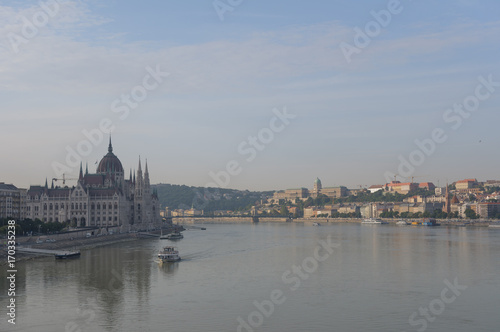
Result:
[1, 1, 499, 188]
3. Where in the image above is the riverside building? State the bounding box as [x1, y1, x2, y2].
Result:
[25, 139, 161, 229]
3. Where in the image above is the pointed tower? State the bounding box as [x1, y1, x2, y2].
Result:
[443, 183, 451, 214]
[135, 157, 143, 198]
[85, 162, 89, 176]
[108, 136, 113, 153]
[144, 159, 151, 192]
[79, 162, 84, 182]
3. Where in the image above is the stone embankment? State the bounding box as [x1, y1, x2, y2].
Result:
[0, 226, 182, 264]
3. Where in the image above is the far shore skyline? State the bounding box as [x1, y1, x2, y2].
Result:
[5, 174, 497, 193]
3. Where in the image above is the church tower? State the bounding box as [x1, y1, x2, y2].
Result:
[313, 177, 322, 197]
[443, 183, 451, 214]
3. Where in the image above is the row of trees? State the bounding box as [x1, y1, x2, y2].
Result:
[0, 218, 67, 235]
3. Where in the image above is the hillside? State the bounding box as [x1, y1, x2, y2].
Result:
[153, 183, 272, 213]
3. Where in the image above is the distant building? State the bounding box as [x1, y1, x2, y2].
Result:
[273, 188, 308, 202]
[385, 181, 419, 194]
[313, 177, 322, 195]
[435, 187, 446, 196]
[25, 138, 161, 229]
[419, 182, 436, 191]
[0, 183, 25, 220]
[185, 206, 203, 216]
[368, 185, 384, 193]
[321, 187, 347, 199]
[455, 179, 478, 192]
[484, 180, 500, 188]
[477, 202, 500, 218]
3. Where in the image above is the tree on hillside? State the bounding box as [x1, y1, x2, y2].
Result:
[464, 208, 478, 219]
[280, 205, 289, 216]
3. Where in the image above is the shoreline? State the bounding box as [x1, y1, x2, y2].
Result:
[3, 219, 496, 264]
[1, 226, 183, 265]
[176, 217, 496, 226]
[1, 232, 140, 265]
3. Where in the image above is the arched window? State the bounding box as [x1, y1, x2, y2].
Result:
[44, 204, 47, 211]
[49, 203, 53, 210]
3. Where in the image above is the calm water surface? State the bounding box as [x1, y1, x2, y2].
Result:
[1, 222, 499, 332]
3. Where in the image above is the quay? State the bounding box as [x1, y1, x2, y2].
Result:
[17, 247, 80, 258]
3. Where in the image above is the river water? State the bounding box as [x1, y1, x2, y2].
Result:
[1, 222, 499, 332]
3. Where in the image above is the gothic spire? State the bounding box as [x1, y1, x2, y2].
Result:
[144, 158, 150, 189]
[45, 178, 48, 189]
[85, 162, 88, 175]
[108, 136, 113, 153]
[79, 162, 84, 181]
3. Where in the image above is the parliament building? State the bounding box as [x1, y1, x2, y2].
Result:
[25, 139, 161, 229]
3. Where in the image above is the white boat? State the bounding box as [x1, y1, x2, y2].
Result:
[158, 246, 181, 263]
[312, 222, 321, 226]
[396, 220, 409, 225]
[160, 232, 184, 240]
[362, 218, 388, 225]
[489, 224, 500, 228]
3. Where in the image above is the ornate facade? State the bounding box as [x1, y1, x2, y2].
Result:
[25, 139, 161, 229]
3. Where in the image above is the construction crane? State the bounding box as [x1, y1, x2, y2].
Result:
[52, 174, 78, 185]
[408, 175, 431, 183]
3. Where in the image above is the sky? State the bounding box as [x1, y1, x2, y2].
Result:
[1, 0, 499, 191]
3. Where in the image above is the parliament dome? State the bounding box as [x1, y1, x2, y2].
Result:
[96, 138, 123, 173]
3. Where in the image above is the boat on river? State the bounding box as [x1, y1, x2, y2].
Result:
[55, 251, 81, 259]
[422, 218, 440, 226]
[362, 218, 388, 225]
[158, 246, 181, 263]
[160, 232, 183, 240]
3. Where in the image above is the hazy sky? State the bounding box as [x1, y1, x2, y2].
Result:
[1, 0, 499, 191]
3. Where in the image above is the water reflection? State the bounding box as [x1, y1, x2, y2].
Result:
[157, 261, 180, 275]
[2, 224, 500, 332]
